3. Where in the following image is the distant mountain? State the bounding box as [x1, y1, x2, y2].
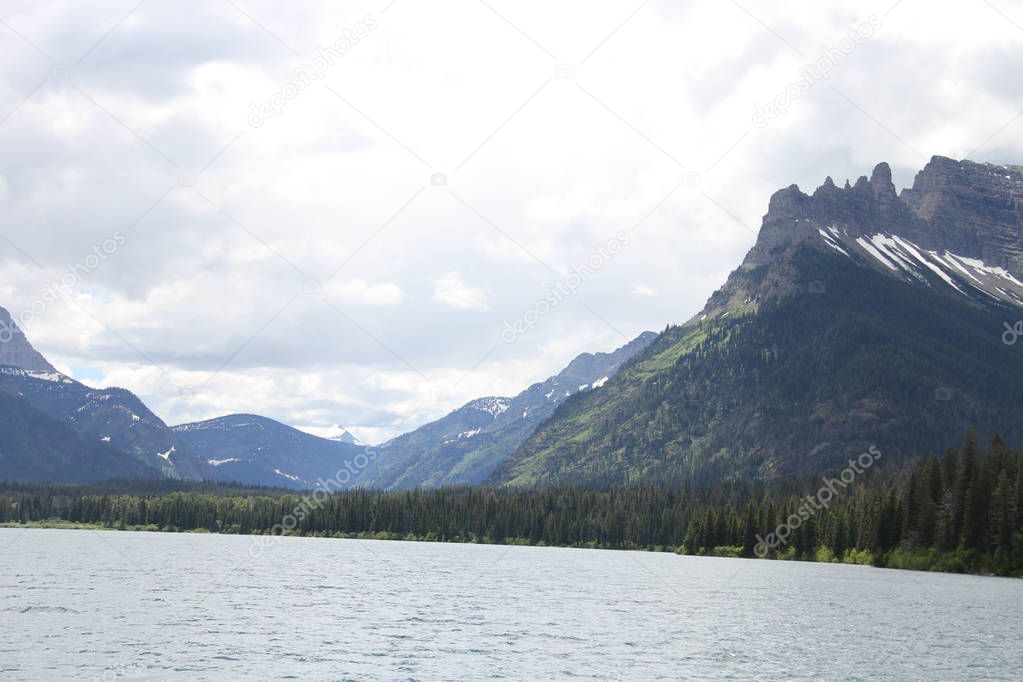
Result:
[0, 308, 56, 372]
[0, 382, 160, 482]
[0, 301, 654, 489]
[0, 307, 212, 480]
[1, 368, 214, 480]
[172, 332, 655, 491]
[493, 157, 1023, 487]
[172, 414, 365, 489]
[354, 332, 657, 489]
[330, 428, 362, 446]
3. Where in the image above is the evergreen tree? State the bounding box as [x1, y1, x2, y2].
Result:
[990, 471, 1013, 555]
[741, 503, 757, 558]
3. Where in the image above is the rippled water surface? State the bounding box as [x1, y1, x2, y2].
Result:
[1, 528, 1021, 680]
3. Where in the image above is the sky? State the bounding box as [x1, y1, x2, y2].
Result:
[0, 0, 1021, 443]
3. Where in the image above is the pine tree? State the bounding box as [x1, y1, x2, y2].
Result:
[1014, 451, 1023, 529]
[741, 503, 757, 558]
[953, 432, 979, 544]
[987, 472, 1010, 552]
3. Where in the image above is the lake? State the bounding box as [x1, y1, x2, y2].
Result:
[0, 528, 1020, 680]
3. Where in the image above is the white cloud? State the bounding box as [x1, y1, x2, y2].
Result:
[325, 279, 404, 306]
[0, 0, 1019, 438]
[432, 272, 489, 311]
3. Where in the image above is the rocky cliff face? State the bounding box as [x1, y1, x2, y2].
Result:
[0, 307, 57, 372]
[748, 157, 1022, 263]
[901, 156, 1023, 272]
[701, 157, 1023, 316]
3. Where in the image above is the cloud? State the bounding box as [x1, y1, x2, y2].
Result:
[0, 0, 1019, 438]
[432, 272, 489, 311]
[325, 279, 404, 306]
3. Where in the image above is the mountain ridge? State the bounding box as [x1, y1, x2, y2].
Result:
[699, 156, 1023, 319]
[353, 331, 658, 489]
[5, 156, 1021, 491]
[0, 309, 56, 373]
[0, 307, 213, 480]
[494, 157, 1023, 487]
[0, 380, 161, 483]
[172, 413, 365, 489]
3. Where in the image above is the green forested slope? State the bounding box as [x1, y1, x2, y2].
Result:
[492, 249, 1023, 487]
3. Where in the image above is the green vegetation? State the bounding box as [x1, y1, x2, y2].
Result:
[2, 432, 1020, 576]
[682, 432, 1023, 576]
[0, 484, 691, 552]
[493, 250, 1023, 488]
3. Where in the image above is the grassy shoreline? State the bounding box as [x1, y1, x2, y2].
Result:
[0, 519, 679, 550]
[4, 519, 1018, 578]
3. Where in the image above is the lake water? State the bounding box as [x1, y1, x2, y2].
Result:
[0, 528, 1020, 681]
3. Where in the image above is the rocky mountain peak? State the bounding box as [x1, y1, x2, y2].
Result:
[869, 162, 899, 204]
[0, 307, 57, 373]
[700, 157, 1023, 316]
[899, 156, 1023, 270]
[749, 157, 1022, 269]
[870, 161, 893, 187]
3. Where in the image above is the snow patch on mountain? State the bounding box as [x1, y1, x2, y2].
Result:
[471, 397, 510, 417]
[27, 371, 74, 384]
[855, 235, 899, 272]
[274, 468, 301, 482]
[818, 228, 849, 256]
[0, 367, 73, 383]
[826, 229, 1023, 306]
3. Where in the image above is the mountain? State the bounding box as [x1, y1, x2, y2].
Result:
[0, 300, 653, 488]
[0, 381, 161, 482]
[354, 332, 657, 489]
[0, 308, 212, 480]
[701, 160, 1023, 314]
[330, 428, 362, 446]
[493, 157, 1023, 487]
[172, 414, 366, 489]
[0, 308, 56, 372]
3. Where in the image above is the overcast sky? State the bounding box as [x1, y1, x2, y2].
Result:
[0, 0, 1020, 442]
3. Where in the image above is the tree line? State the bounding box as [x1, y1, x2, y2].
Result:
[682, 432, 1023, 574]
[1, 431, 1020, 575]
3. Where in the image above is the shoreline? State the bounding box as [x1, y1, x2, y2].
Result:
[3, 520, 1016, 579]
